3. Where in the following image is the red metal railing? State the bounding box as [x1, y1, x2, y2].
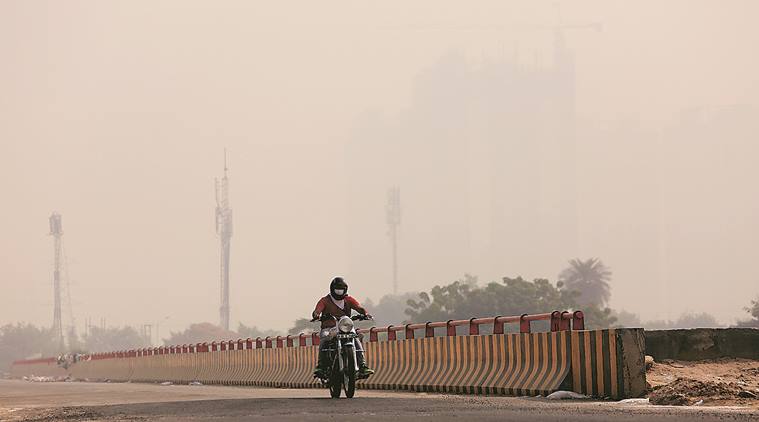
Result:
[359, 310, 584, 342]
[14, 311, 584, 363]
[11, 357, 57, 365]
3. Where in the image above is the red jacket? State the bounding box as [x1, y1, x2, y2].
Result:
[312, 295, 367, 329]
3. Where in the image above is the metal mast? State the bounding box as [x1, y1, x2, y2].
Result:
[215, 150, 233, 330]
[49, 213, 64, 351]
[386, 187, 401, 295]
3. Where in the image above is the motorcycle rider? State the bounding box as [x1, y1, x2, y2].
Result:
[312, 277, 375, 379]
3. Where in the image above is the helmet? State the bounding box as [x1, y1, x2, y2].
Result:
[330, 277, 348, 300]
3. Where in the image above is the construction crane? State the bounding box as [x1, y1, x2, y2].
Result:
[215, 150, 233, 330]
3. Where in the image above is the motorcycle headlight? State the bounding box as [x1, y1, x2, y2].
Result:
[337, 316, 354, 333]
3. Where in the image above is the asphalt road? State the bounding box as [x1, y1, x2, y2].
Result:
[1, 379, 757, 422]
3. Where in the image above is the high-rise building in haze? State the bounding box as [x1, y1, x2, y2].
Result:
[346, 34, 580, 293]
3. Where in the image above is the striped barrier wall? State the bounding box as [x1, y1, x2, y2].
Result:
[9, 357, 68, 379]
[8, 311, 645, 399]
[117, 345, 319, 388]
[12, 329, 645, 398]
[68, 355, 126, 381]
[360, 332, 572, 396]
[569, 328, 646, 399]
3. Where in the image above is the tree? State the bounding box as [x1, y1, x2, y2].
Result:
[406, 275, 578, 322]
[642, 312, 722, 329]
[404, 275, 616, 330]
[236, 323, 277, 339]
[361, 292, 420, 327]
[582, 307, 618, 330]
[673, 312, 721, 328]
[288, 318, 317, 335]
[558, 258, 612, 307]
[612, 310, 642, 328]
[749, 297, 759, 320]
[735, 296, 759, 328]
[404, 275, 479, 322]
[164, 323, 280, 345]
[0, 323, 58, 371]
[83, 326, 150, 352]
[162, 323, 238, 346]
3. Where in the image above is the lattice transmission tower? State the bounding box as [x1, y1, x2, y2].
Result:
[215, 151, 233, 330]
[49, 213, 65, 351]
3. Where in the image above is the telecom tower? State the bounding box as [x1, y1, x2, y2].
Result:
[386, 187, 401, 295]
[215, 151, 233, 330]
[49, 213, 65, 351]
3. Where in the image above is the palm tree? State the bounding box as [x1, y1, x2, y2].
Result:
[558, 258, 612, 307]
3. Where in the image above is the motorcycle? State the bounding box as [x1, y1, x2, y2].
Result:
[311, 314, 371, 398]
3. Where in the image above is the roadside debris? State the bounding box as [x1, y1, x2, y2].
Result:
[650, 377, 748, 406]
[22, 376, 61, 382]
[645, 355, 654, 370]
[189, 381, 203, 386]
[160, 381, 173, 386]
[646, 358, 759, 407]
[618, 398, 650, 405]
[546, 391, 588, 400]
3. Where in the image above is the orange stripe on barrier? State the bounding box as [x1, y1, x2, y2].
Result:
[583, 331, 593, 396]
[481, 334, 503, 394]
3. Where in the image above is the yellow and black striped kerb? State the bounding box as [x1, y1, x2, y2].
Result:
[569, 328, 646, 399]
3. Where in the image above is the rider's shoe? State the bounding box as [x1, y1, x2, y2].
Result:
[313, 367, 328, 379]
[358, 365, 374, 378]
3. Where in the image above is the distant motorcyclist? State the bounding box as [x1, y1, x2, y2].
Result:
[311, 277, 374, 379]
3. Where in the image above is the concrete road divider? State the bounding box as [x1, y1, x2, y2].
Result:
[10, 357, 68, 379]
[361, 332, 572, 396]
[569, 329, 646, 399]
[9, 312, 646, 399]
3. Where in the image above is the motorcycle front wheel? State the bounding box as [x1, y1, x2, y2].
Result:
[329, 358, 342, 398]
[343, 352, 356, 398]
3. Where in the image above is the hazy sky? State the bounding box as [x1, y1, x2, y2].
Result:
[1, 1, 758, 335]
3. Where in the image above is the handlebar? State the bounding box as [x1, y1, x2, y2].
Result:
[311, 314, 372, 322]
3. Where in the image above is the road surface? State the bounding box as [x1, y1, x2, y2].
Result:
[1, 379, 757, 421]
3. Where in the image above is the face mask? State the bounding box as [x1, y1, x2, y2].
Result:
[333, 289, 345, 296]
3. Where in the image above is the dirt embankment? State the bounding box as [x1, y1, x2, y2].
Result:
[646, 357, 759, 407]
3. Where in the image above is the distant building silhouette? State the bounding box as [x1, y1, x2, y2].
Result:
[346, 36, 581, 290]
